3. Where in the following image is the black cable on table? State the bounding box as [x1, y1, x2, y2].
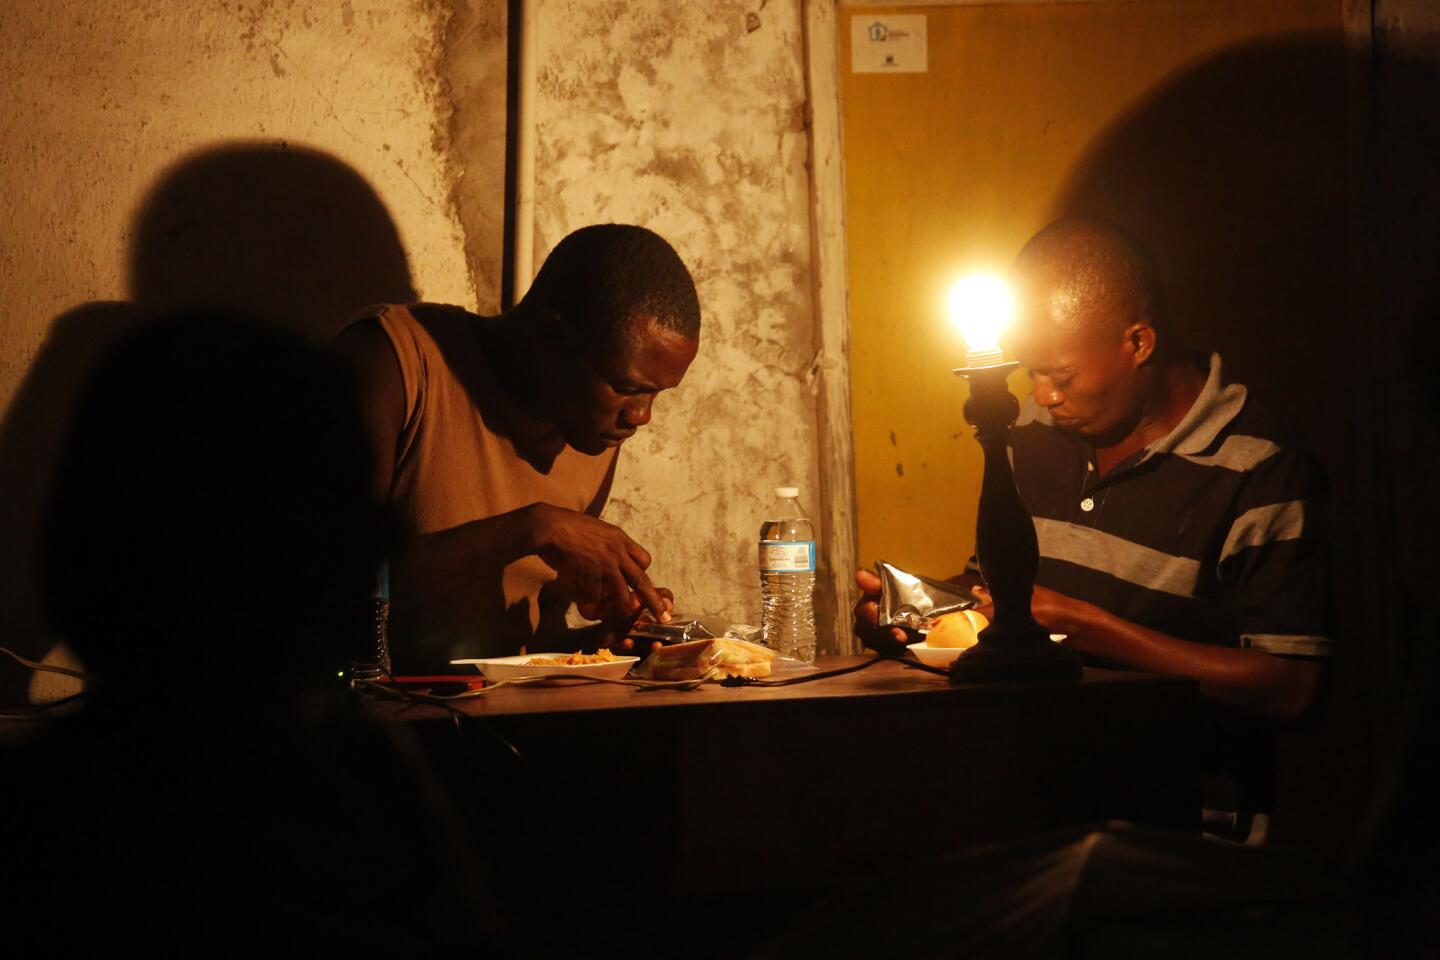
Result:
[354, 680, 529, 770]
[720, 654, 928, 687]
[0, 691, 89, 720]
[895, 657, 950, 677]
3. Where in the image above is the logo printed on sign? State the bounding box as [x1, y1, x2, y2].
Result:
[851, 14, 927, 74]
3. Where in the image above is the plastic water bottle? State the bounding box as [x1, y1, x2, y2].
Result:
[351, 561, 391, 684]
[759, 486, 817, 663]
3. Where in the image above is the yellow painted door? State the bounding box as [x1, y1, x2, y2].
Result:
[842, 0, 1347, 580]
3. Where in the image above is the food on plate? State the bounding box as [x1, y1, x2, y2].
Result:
[641, 637, 776, 680]
[924, 609, 990, 649]
[527, 649, 621, 667]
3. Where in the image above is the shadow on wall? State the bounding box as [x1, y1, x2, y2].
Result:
[127, 142, 417, 339]
[1052, 32, 1440, 862]
[1055, 32, 1350, 462]
[0, 142, 416, 703]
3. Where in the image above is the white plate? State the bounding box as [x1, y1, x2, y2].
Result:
[451, 654, 639, 683]
[909, 635, 1067, 669]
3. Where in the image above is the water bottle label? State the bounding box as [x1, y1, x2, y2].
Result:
[759, 540, 816, 573]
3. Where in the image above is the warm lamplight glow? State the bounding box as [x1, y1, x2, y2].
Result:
[947, 274, 1014, 366]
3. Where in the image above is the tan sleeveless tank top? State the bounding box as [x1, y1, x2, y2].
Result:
[358, 303, 616, 670]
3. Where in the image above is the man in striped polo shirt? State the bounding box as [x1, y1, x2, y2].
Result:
[856, 218, 1332, 835]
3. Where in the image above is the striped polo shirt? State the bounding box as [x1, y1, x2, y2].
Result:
[999, 353, 1333, 660]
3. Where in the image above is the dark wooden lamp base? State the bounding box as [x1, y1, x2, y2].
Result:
[949, 361, 1082, 685]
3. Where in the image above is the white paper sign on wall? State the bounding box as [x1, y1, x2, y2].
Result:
[851, 14, 928, 74]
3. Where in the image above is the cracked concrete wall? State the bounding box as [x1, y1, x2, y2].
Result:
[1, 1, 481, 698]
[533, 0, 824, 632]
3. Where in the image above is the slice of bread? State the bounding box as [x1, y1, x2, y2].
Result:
[645, 637, 776, 680]
[925, 609, 990, 649]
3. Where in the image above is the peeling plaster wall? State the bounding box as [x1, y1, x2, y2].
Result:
[533, 0, 825, 631]
[1, 2, 475, 381]
[0, 1, 481, 698]
[436, 0, 510, 314]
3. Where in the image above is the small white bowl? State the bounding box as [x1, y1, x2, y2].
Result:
[909, 635, 1067, 668]
[907, 641, 970, 668]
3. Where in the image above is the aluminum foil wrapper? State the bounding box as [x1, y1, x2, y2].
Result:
[876, 559, 976, 632]
[629, 616, 764, 647]
[628, 616, 715, 645]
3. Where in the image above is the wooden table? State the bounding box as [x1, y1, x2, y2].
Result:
[371, 656, 1199, 898]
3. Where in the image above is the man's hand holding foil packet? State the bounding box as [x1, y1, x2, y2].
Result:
[852, 560, 978, 656]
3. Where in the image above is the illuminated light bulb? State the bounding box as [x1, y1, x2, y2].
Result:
[947, 273, 1015, 367]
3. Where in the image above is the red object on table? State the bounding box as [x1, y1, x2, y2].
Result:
[385, 675, 486, 691]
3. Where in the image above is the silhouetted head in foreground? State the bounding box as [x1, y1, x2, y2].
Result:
[16, 315, 493, 949]
[40, 312, 383, 697]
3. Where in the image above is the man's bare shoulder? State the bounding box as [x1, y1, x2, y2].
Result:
[332, 315, 397, 381]
[331, 314, 405, 496]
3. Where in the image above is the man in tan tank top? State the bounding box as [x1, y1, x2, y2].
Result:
[334, 225, 700, 672]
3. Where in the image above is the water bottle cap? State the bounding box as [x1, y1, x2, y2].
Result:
[775, 486, 800, 498]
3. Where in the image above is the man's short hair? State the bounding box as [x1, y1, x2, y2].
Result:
[1013, 217, 1164, 340]
[525, 224, 701, 348]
